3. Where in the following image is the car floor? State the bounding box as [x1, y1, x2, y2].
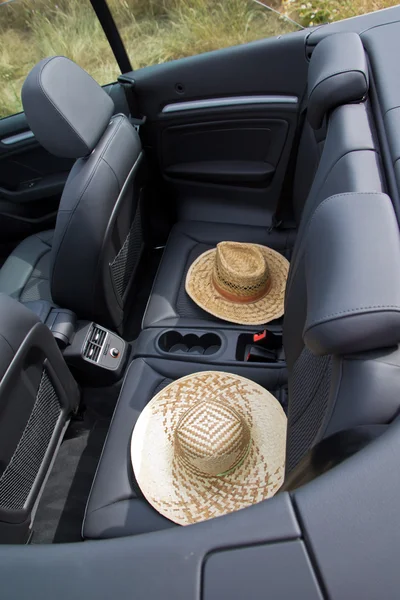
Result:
[31, 249, 162, 544]
[31, 385, 119, 544]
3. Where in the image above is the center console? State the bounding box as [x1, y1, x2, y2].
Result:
[135, 326, 285, 368]
[63, 321, 128, 383]
[24, 299, 129, 384]
[26, 302, 285, 387]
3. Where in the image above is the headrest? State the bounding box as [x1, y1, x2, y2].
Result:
[307, 33, 369, 130]
[22, 56, 114, 159]
[304, 192, 400, 356]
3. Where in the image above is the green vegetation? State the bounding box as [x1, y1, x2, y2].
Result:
[0, 0, 295, 118]
[283, 0, 398, 27]
[0, 0, 398, 119]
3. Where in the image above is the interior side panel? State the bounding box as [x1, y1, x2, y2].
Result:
[160, 107, 297, 224]
[132, 31, 309, 230]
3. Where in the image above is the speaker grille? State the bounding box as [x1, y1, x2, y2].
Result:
[110, 203, 143, 301]
[0, 370, 61, 511]
[286, 347, 332, 473]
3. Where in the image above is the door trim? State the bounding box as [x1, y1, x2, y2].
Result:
[162, 95, 298, 113]
[1, 130, 34, 145]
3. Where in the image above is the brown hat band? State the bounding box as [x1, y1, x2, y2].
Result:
[212, 274, 271, 304]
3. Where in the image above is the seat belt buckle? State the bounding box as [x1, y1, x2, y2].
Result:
[130, 115, 147, 131]
[268, 216, 283, 234]
[245, 346, 278, 363]
[253, 330, 267, 343]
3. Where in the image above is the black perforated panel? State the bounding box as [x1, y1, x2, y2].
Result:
[286, 347, 332, 473]
[0, 370, 61, 511]
[110, 204, 143, 301]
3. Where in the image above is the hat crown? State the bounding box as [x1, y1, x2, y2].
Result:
[175, 399, 251, 477]
[213, 242, 270, 302]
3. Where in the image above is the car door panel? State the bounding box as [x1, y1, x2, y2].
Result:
[131, 31, 308, 227]
[161, 116, 289, 185]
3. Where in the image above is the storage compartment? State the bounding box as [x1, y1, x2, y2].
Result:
[236, 330, 283, 363]
[158, 331, 221, 356]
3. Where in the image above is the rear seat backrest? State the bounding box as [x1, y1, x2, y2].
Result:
[285, 193, 400, 473]
[283, 32, 394, 472]
[291, 32, 374, 227]
[285, 31, 384, 371]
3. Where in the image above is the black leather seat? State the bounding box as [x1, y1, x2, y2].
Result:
[143, 32, 379, 331]
[83, 32, 400, 540]
[83, 190, 400, 540]
[82, 356, 288, 539]
[143, 221, 294, 330]
[0, 231, 53, 303]
[0, 57, 144, 334]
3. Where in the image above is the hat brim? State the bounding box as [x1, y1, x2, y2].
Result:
[131, 371, 287, 526]
[185, 245, 290, 325]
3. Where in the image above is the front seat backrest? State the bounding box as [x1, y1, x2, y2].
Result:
[0, 293, 79, 544]
[22, 57, 144, 333]
[284, 192, 400, 473]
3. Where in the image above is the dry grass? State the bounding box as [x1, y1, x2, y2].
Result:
[0, 0, 398, 118]
[0, 0, 295, 118]
[283, 0, 399, 26]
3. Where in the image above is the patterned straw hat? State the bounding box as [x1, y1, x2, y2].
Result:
[185, 242, 290, 325]
[131, 371, 287, 526]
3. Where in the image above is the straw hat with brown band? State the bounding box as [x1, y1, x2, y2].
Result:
[131, 371, 287, 526]
[185, 241, 290, 326]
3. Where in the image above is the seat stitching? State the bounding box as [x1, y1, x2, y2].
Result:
[51, 117, 125, 291]
[19, 246, 52, 300]
[310, 69, 368, 98]
[286, 189, 386, 299]
[102, 157, 120, 188]
[305, 306, 400, 330]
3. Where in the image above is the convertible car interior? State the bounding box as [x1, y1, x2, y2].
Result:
[2, 3, 400, 598]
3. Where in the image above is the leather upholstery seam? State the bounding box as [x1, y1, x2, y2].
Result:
[287, 189, 385, 298]
[102, 157, 120, 189]
[51, 116, 124, 296]
[310, 69, 368, 99]
[0, 332, 17, 356]
[383, 105, 400, 118]
[86, 496, 138, 516]
[19, 244, 52, 301]
[307, 190, 385, 231]
[305, 306, 400, 330]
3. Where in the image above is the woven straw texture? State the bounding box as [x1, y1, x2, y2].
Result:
[131, 371, 287, 526]
[185, 242, 289, 325]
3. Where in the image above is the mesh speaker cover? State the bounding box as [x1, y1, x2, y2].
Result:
[110, 203, 143, 301]
[0, 369, 61, 511]
[286, 347, 332, 473]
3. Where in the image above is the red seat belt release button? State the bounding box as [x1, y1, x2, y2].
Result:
[253, 330, 267, 343]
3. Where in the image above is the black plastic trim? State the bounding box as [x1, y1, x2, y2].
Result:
[89, 0, 132, 74]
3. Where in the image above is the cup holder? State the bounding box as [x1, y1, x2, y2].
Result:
[158, 331, 221, 356]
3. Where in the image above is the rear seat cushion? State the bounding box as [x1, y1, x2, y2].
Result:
[0, 230, 54, 303]
[83, 357, 287, 540]
[142, 221, 294, 330]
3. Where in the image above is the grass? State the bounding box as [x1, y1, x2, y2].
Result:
[0, 0, 398, 118]
[0, 0, 296, 118]
[283, 0, 399, 26]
